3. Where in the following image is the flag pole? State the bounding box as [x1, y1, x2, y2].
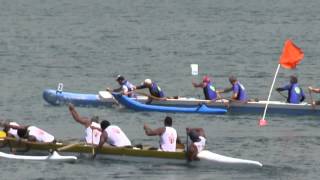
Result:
[259, 64, 281, 126]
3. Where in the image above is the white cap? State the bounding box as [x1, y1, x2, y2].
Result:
[144, 79, 152, 85]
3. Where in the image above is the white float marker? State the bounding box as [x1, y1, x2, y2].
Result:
[57, 83, 64, 93]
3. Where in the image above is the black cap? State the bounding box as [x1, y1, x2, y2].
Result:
[116, 75, 125, 82]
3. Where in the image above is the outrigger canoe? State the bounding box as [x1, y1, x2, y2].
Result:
[0, 137, 262, 168]
[112, 93, 227, 114]
[43, 89, 320, 115]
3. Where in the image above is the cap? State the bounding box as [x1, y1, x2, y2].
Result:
[116, 75, 125, 82]
[188, 130, 201, 142]
[202, 76, 210, 83]
[144, 79, 152, 85]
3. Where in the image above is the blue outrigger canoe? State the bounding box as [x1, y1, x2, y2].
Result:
[112, 93, 227, 114]
[43, 89, 320, 115]
[42, 89, 111, 107]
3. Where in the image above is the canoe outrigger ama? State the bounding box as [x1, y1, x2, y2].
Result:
[43, 88, 320, 115]
[0, 137, 262, 168]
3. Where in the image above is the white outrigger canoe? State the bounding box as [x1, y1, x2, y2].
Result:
[43, 89, 319, 115]
[0, 137, 262, 168]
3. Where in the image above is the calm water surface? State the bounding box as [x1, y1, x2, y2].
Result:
[1, 0, 320, 179]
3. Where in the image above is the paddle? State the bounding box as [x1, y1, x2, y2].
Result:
[277, 91, 288, 99]
[185, 128, 190, 162]
[308, 88, 316, 109]
[134, 90, 167, 101]
[57, 143, 80, 151]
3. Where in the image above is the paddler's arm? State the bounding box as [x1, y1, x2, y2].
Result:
[68, 103, 91, 127]
[217, 87, 232, 93]
[309, 86, 320, 93]
[98, 131, 107, 148]
[187, 143, 199, 161]
[143, 124, 164, 136]
[192, 80, 205, 88]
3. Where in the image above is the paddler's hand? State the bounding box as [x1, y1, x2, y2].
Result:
[143, 123, 148, 130]
[106, 87, 112, 92]
[308, 86, 313, 91]
[68, 103, 75, 111]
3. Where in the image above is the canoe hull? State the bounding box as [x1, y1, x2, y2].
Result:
[0, 138, 262, 168]
[112, 93, 227, 114]
[43, 89, 112, 107]
[43, 89, 320, 115]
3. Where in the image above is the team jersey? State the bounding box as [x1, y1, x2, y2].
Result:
[105, 125, 131, 147]
[159, 127, 177, 152]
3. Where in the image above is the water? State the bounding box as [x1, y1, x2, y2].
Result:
[1, 0, 320, 179]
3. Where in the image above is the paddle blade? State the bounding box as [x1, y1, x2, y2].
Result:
[259, 119, 268, 127]
[190, 64, 198, 75]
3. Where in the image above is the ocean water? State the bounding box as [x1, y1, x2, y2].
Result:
[1, 0, 320, 179]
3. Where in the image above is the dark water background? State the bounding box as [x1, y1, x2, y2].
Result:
[1, 0, 320, 179]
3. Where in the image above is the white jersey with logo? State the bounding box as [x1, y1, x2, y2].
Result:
[85, 122, 101, 145]
[160, 127, 177, 152]
[27, 126, 55, 143]
[105, 125, 131, 147]
[8, 122, 20, 139]
[194, 136, 206, 152]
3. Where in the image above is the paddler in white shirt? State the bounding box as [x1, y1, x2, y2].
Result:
[68, 103, 102, 145]
[98, 120, 132, 148]
[143, 116, 181, 152]
[1, 121, 55, 143]
[186, 127, 206, 161]
[2, 121, 20, 139]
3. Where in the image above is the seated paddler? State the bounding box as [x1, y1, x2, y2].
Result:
[143, 116, 181, 152]
[135, 79, 165, 102]
[186, 127, 206, 161]
[107, 75, 136, 97]
[2, 121, 20, 139]
[217, 75, 248, 103]
[2, 122, 55, 143]
[97, 120, 132, 148]
[68, 103, 102, 145]
[192, 75, 219, 101]
[276, 75, 305, 104]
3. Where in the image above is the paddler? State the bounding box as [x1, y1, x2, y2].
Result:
[68, 103, 102, 145]
[135, 79, 165, 101]
[186, 127, 206, 161]
[107, 75, 136, 97]
[2, 121, 20, 139]
[2, 122, 55, 143]
[97, 120, 132, 147]
[192, 75, 218, 101]
[308, 86, 320, 105]
[143, 116, 181, 152]
[217, 75, 248, 102]
[276, 75, 305, 104]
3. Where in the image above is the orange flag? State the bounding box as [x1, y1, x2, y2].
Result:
[279, 39, 304, 69]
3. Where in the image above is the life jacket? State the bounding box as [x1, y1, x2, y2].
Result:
[149, 83, 164, 98]
[288, 83, 305, 104]
[233, 82, 247, 101]
[203, 82, 217, 100]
